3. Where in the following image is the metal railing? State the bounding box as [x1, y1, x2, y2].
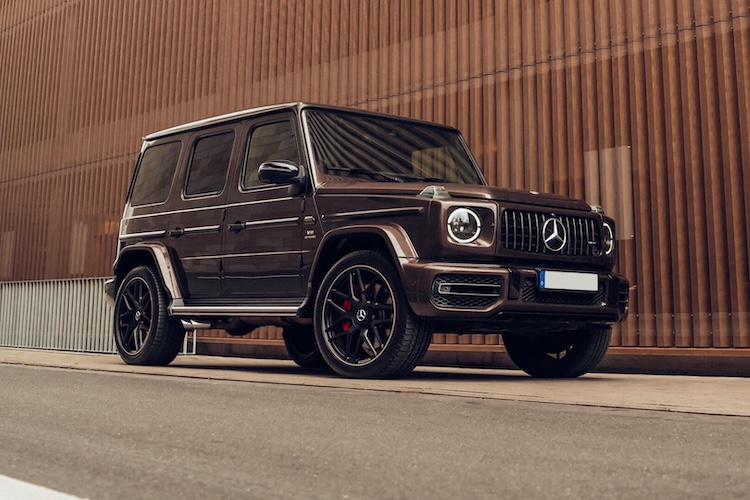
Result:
[0, 278, 195, 354]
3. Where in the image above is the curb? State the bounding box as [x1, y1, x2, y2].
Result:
[194, 338, 750, 377]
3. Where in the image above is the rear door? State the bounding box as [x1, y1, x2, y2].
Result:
[167, 127, 237, 299]
[222, 113, 309, 300]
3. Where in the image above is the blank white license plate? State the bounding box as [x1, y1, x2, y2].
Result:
[539, 270, 598, 292]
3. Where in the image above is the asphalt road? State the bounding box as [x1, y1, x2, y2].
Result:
[0, 362, 748, 499]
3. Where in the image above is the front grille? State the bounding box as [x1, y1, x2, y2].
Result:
[501, 209, 602, 256]
[521, 279, 605, 305]
[431, 274, 503, 310]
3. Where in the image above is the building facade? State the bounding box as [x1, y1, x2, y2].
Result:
[1, 0, 749, 358]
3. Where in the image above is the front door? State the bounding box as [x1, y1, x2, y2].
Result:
[222, 115, 308, 300]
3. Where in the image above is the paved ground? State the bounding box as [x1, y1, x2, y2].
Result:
[0, 351, 748, 499]
[1, 347, 748, 417]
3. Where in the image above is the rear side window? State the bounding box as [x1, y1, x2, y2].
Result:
[130, 141, 181, 206]
[185, 131, 235, 197]
[242, 121, 299, 189]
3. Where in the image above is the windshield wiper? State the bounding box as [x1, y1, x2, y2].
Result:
[325, 167, 448, 183]
[391, 173, 448, 182]
[325, 166, 404, 182]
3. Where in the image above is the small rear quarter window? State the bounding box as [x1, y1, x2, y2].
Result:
[130, 141, 181, 206]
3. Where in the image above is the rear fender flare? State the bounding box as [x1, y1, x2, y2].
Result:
[114, 243, 183, 300]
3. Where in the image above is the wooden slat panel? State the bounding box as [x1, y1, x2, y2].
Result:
[479, 0, 497, 183]
[549, 0, 568, 196]
[695, 0, 733, 347]
[660, 0, 693, 347]
[534, 0, 553, 196]
[714, 1, 750, 348]
[627, 0, 659, 347]
[731, 0, 750, 347]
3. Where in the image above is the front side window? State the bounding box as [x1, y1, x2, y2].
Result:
[185, 131, 235, 197]
[304, 110, 484, 185]
[130, 141, 181, 206]
[242, 120, 300, 189]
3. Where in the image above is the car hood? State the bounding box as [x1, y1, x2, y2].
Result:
[315, 181, 592, 211]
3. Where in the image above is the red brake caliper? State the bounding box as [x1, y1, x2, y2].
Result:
[342, 299, 352, 331]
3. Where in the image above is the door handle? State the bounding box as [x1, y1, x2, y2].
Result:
[227, 222, 245, 233]
[168, 227, 185, 238]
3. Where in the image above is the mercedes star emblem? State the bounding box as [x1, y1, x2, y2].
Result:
[542, 217, 567, 252]
[355, 309, 368, 322]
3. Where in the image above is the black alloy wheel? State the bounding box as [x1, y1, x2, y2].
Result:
[113, 265, 184, 366]
[314, 251, 432, 378]
[502, 326, 611, 378]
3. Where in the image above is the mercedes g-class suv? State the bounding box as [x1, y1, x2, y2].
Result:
[106, 103, 629, 378]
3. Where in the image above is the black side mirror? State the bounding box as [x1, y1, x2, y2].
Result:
[258, 160, 300, 185]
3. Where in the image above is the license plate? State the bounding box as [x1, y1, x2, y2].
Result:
[539, 270, 598, 292]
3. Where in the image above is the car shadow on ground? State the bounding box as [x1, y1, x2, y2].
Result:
[170, 359, 616, 382]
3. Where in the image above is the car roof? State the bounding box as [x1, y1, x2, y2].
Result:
[144, 102, 460, 140]
[145, 103, 303, 140]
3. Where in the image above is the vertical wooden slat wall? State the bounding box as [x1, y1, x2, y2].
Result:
[1, 0, 748, 349]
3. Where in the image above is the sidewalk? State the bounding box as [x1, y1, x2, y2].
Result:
[1, 347, 748, 417]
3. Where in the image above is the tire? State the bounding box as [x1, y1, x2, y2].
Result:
[502, 326, 611, 378]
[313, 250, 432, 378]
[282, 326, 328, 370]
[113, 265, 185, 366]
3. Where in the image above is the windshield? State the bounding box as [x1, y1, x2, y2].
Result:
[304, 109, 485, 184]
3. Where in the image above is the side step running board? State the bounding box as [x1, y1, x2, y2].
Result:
[170, 303, 301, 318]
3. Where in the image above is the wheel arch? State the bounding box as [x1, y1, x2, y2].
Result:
[300, 225, 417, 317]
[113, 243, 183, 300]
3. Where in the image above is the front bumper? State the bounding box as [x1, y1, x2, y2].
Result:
[401, 261, 629, 333]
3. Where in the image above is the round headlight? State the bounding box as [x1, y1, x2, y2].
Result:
[447, 208, 482, 244]
[603, 221, 615, 255]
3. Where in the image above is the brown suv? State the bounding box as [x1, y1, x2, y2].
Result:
[105, 103, 629, 378]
